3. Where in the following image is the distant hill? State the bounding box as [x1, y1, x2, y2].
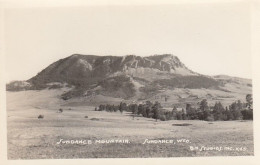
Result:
[6, 54, 252, 107]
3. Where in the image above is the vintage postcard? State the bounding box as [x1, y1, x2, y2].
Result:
[0, 0, 259, 165]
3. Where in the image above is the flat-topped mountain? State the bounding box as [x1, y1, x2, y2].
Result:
[6, 54, 252, 107]
[29, 54, 196, 84]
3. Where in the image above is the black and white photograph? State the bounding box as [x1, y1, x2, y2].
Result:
[0, 0, 259, 164]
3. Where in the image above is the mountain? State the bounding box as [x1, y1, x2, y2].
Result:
[29, 54, 196, 83]
[6, 54, 252, 107]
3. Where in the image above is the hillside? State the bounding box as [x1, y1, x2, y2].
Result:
[6, 54, 252, 107]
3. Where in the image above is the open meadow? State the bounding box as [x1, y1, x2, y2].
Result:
[6, 89, 254, 159]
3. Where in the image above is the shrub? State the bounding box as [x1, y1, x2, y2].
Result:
[59, 108, 63, 113]
[38, 115, 44, 119]
[85, 116, 88, 118]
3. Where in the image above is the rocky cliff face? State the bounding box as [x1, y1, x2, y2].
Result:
[24, 54, 198, 90]
[29, 54, 196, 84]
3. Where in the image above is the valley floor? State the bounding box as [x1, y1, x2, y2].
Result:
[6, 90, 254, 159]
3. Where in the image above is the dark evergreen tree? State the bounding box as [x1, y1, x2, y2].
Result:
[200, 99, 209, 111]
[176, 112, 183, 120]
[131, 104, 138, 119]
[186, 104, 198, 120]
[152, 102, 160, 121]
[171, 107, 178, 120]
[199, 99, 210, 120]
[138, 104, 144, 115]
[146, 106, 151, 118]
[229, 101, 242, 120]
[213, 102, 225, 120]
[246, 94, 253, 110]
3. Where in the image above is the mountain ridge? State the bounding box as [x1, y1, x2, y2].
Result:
[6, 54, 252, 107]
[25, 54, 198, 87]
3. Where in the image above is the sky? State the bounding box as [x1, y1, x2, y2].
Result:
[4, 1, 252, 82]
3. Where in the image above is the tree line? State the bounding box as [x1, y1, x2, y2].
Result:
[96, 94, 253, 121]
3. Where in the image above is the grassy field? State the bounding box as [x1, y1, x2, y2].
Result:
[6, 89, 254, 159]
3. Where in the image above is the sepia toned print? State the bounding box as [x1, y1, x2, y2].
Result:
[6, 54, 253, 159]
[4, 2, 253, 159]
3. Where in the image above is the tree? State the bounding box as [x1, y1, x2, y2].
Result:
[186, 104, 198, 120]
[246, 94, 253, 110]
[241, 109, 253, 120]
[237, 100, 243, 111]
[182, 109, 187, 120]
[142, 106, 148, 117]
[172, 106, 178, 120]
[200, 99, 209, 111]
[112, 105, 117, 112]
[213, 102, 225, 120]
[146, 101, 153, 107]
[152, 102, 160, 121]
[131, 104, 138, 119]
[138, 104, 144, 115]
[186, 104, 191, 112]
[99, 104, 105, 111]
[199, 99, 210, 120]
[229, 101, 242, 120]
[222, 106, 233, 120]
[146, 106, 151, 118]
[119, 102, 127, 114]
[164, 111, 173, 120]
[203, 110, 211, 121]
[176, 112, 183, 120]
[119, 102, 123, 113]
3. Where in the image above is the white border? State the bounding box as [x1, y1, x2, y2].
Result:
[0, 0, 259, 165]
